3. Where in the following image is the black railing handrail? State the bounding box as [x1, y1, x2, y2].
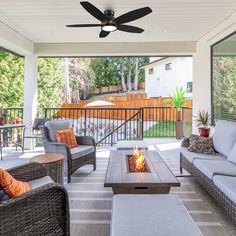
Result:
[97, 110, 142, 144]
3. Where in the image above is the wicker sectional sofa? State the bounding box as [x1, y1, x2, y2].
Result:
[180, 120, 236, 224]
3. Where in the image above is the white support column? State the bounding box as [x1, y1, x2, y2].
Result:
[192, 41, 211, 134]
[23, 55, 38, 149]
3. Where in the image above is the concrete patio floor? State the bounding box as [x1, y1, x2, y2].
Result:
[1, 138, 236, 236]
[0, 138, 183, 173]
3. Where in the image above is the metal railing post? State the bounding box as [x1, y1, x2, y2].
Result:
[141, 108, 144, 140]
[44, 108, 48, 118]
[124, 109, 127, 140]
[84, 109, 87, 136]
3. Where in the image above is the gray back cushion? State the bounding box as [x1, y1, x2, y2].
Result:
[213, 120, 236, 157]
[228, 142, 236, 164]
[45, 120, 73, 141]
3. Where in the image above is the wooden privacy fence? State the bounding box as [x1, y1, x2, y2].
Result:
[48, 106, 192, 122]
[63, 97, 192, 109]
[59, 97, 192, 121]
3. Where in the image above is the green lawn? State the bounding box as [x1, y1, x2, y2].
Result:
[143, 121, 176, 137]
[143, 121, 192, 138]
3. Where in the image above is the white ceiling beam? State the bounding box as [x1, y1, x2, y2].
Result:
[0, 21, 33, 55]
[34, 42, 196, 57]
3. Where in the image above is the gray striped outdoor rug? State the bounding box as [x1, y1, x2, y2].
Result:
[66, 151, 236, 236]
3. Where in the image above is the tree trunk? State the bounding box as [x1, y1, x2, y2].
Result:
[134, 57, 139, 91]
[63, 58, 71, 103]
[127, 67, 132, 91]
[121, 65, 127, 92]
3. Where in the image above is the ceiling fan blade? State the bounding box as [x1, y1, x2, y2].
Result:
[115, 7, 152, 24]
[99, 30, 110, 38]
[80, 1, 106, 21]
[66, 24, 101, 27]
[117, 25, 144, 33]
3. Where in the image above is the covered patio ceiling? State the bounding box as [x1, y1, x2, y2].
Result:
[0, 0, 236, 56]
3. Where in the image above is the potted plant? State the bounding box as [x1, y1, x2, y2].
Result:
[168, 87, 187, 139]
[194, 110, 211, 137]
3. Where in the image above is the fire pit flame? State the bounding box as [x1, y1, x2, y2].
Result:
[133, 147, 145, 171]
[127, 146, 148, 172]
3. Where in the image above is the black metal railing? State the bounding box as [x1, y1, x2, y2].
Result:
[142, 107, 176, 137]
[0, 108, 23, 125]
[44, 107, 143, 146]
[0, 108, 24, 148]
[44, 107, 192, 146]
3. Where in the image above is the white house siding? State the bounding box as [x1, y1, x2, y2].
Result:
[145, 57, 192, 98]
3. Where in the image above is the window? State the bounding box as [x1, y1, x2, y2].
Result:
[211, 31, 236, 123]
[165, 63, 172, 70]
[149, 68, 154, 74]
[187, 82, 192, 93]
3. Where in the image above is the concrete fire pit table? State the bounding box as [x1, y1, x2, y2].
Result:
[104, 150, 180, 194]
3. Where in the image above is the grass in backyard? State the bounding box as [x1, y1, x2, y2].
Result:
[143, 121, 176, 137]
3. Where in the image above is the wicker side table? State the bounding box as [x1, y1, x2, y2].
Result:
[30, 153, 64, 185]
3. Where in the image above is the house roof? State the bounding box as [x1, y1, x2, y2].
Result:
[141, 57, 169, 69]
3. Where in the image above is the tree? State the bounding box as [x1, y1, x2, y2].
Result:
[133, 57, 139, 90]
[0, 51, 24, 107]
[67, 58, 94, 102]
[90, 57, 119, 88]
[37, 58, 64, 115]
[63, 58, 71, 103]
[213, 56, 236, 118]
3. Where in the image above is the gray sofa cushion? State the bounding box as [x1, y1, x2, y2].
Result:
[111, 194, 202, 236]
[213, 120, 236, 157]
[193, 159, 236, 180]
[228, 142, 236, 164]
[70, 145, 95, 160]
[29, 176, 54, 189]
[181, 147, 224, 163]
[213, 175, 236, 204]
[45, 120, 73, 142]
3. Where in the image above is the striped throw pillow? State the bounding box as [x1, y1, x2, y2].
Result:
[0, 169, 31, 198]
[56, 128, 78, 148]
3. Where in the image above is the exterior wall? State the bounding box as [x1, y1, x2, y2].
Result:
[145, 57, 193, 98]
[192, 12, 236, 133]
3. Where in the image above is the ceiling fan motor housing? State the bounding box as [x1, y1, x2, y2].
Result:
[102, 10, 117, 31]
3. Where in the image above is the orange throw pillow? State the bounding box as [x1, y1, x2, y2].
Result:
[0, 169, 31, 198]
[56, 128, 78, 148]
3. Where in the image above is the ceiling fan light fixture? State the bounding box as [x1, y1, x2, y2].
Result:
[102, 24, 117, 32]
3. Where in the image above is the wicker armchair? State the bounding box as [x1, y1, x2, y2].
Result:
[41, 123, 96, 183]
[0, 162, 70, 235]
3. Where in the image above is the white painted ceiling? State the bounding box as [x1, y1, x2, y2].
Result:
[0, 0, 236, 43]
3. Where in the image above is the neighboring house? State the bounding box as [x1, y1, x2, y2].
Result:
[143, 57, 193, 98]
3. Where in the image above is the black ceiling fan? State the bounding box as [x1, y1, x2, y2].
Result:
[66, 1, 152, 38]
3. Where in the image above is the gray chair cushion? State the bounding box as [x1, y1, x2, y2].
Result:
[213, 175, 236, 204]
[193, 159, 236, 180]
[213, 120, 236, 157]
[45, 120, 73, 142]
[181, 147, 224, 163]
[70, 145, 95, 160]
[29, 176, 54, 189]
[228, 142, 236, 164]
[111, 194, 202, 236]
